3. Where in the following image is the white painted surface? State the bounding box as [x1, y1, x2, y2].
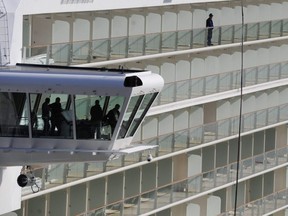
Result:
[0, 167, 22, 215]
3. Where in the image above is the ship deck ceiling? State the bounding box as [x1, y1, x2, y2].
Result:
[24, 0, 288, 18]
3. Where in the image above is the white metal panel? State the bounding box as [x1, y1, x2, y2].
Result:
[0, 167, 22, 215]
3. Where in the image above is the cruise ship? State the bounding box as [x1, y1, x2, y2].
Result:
[1, 0, 288, 215]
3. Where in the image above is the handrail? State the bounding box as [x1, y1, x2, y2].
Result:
[22, 18, 288, 65]
[75, 146, 288, 216]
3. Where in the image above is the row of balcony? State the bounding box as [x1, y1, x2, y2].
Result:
[75, 146, 288, 216]
[22, 18, 288, 66]
[156, 60, 288, 106]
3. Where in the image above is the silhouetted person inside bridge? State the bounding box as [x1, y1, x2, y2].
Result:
[49, 97, 63, 136]
[106, 104, 120, 135]
[42, 97, 50, 135]
[90, 100, 103, 139]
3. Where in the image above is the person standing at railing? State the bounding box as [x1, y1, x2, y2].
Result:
[206, 13, 214, 46]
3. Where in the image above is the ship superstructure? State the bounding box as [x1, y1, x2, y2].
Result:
[1, 0, 288, 215]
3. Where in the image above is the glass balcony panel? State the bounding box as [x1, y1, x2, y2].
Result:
[176, 80, 190, 101]
[81, 208, 105, 216]
[234, 24, 244, 43]
[158, 134, 173, 154]
[110, 37, 127, 58]
[71, 41, 89, 64]
[267, 107, 279, 125]
[269, 63, 281, 81]
[106, 202, 122, 215]
[243, 68, 257, 87]
[229, 162, 237, 180]
[254, 155, 265, 172]
[192, 28, 205, 48]
[124, 152, 141, 166]
[276, 190, 287, 208]
[25, 46, 46, 59]
[86, 162, 105, 175]
[215, 167, 228, 186]
[231, 70, 241, 89]
[242, 113, 255, 132]
[280, 62, 288, 78]
[162, 32, 177, 52]
[202, 171, 215, 191]
[92, 38, 109, 61]
[51, 43, 70, 64]
[146, 33, 161, 54]
[259, 21, 270, 39]
[219, 72, 232, 92]
[174, 130, 188, 150]
[255, 110, 267, 128]
[246, 23, 258, 41]
[279, 104, 288, 121]
[191, 78, 205, 97]
[283, 19, 288, 35]
[257, 65, 269, 83]
[230, 117, 240, 136]
[23, 46, 54, 65]
[139, 191, 156, 214]
[220, 25, 233, 44]
[177, 30, 192, 49]
[123, 196, 139, 215]
[160, 83, 175, 104]
[204, 122, 217, 142]
[172, 180, 188, 201]
[265, 151, 276, 168]
[217, 119, 230, 139]
[67, 163, 85, 178]
[128, 35, 144, 57]
[242, 158, 253, 177]
[263, 194, 275, 213]
[45, 163, 66, 184]
[156, 185, 172, 208]
[189, 126, 203, 146]
[106, 156, 125, 171]
[277, 147, 288, 164]
[205, 76, 218, 94]
[271, 20, 282, 37]
[187, 175, 201, 193]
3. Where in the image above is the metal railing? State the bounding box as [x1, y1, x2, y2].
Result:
[22, 18, 288, 66]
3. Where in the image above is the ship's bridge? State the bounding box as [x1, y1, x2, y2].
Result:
[0, 64, 164, 165]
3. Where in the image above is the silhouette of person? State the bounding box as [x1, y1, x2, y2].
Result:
[90, 100, 103, 139]
[41, 97, 50, 135]
[206, 13, 214, 46]
[49, 97, 63, 135]
[106, 104, 120, 134]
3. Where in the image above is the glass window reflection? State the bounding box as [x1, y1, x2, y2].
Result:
[0, 92, 29, 137]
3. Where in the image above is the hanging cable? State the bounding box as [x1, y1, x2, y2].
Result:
[233, 0, 244, 215]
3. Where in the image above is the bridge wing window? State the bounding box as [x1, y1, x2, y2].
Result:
[0, 92, 29, 137]
[30, 93, 73, 138]
[75, 95, 105, 139]
[75, 95, 124, 140]
[118, 95, 144, 139]
[118, 93, 158, 139]
[126, 93, 158, 137]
